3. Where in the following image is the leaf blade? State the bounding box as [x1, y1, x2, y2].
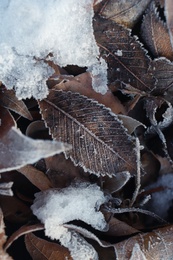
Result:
[39, 90, 137, 176]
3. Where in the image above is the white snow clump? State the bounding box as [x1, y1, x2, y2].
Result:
[31, 182, 107, 260]
[0, 0, 108, 99]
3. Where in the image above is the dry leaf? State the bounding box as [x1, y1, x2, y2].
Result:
[148, 57, 173, 95]
[141, 2, 173, 60]
[0, 126, 71, 173]
[97, 0, 151, 28]
[0, 196, 31, 223]
[0, 208, 13, 260]
[5, 223, 44, 250]
[17, 165, 52, 191]
[39, 90, 137, 176]
[0, 106, 71, 173]
[25, 232, 72, 260]
[45, 154, 86, 189]
[51, 72, 126, 115]
[94, 15, 154, 92]
[114, 225, 173, 259]
[103, 171, 131, 193]
[0, 85, 32, 120]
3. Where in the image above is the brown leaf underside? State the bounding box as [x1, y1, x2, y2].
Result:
[25, 233, 72, 260]
[39, 90, 137, 177]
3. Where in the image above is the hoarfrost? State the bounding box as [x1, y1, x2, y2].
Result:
[0, 0, 108, 99]
[31, 182, 107, 260]
[114, 50, 123, 56]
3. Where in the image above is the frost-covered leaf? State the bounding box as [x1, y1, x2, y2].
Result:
[114, 225, 173, 259]
[0, 127, 71, 173]
[94, 15, 154, 92]
[141, 2, 173, 60]
[39, 90, 137, 176]
[148, 57, 173, 95]
[50, 72, 126, 114]
[25, 233, 72, 260]
[103, 171, 131, 193]
[0, 85, 33, 120]
[0, 106, 71, 173]
[98, 0, 151, 28]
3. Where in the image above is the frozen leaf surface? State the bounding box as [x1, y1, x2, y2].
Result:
[114, 225, 173, 259]
[94, 15, 154, 92]
[141, 2, 173, 60]
[0, 127, 71, 173]
[39, 90, 137, 176]
[99, 0, 151, 28]
[0, 106, 71, 173]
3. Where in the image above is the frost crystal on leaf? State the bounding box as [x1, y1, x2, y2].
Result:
[0, 0, 108, 99]
[31, 182, 107, 259]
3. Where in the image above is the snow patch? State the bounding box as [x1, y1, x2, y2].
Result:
[114, 50, 123, 56]
[0, 0, 108, 99]
[31, 182, 107, 259]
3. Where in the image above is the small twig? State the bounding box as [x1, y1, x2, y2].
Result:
[104, 206, 167, 224]
[130, 138, 143, 207]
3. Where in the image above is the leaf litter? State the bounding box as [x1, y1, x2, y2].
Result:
[1, 0, 173, 259]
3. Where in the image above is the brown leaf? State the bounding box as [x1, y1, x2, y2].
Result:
[51, 72, 126, 115]
[0, 85, 32, 120]
[97, 0, 151, 28]
[94, 15, 154, 92]
[39, 90, 137, 177]
[141, 2, 173, 60]
[45, 154, 86, 189]
[5, 223, 44, 250]
[114, 225, 173, 259]
[17, 165, 52, 191]
[25, 232, 72, 260]
[104, 214, 139, 237]
[0, 208, 13, 259]
[103, 171, 131, 193]
[118, 115, 146, 134]
[0, 196, 31, 223]
[149, 57, 173, 95]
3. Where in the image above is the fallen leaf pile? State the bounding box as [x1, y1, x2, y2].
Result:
[1, 0, 173, 259]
